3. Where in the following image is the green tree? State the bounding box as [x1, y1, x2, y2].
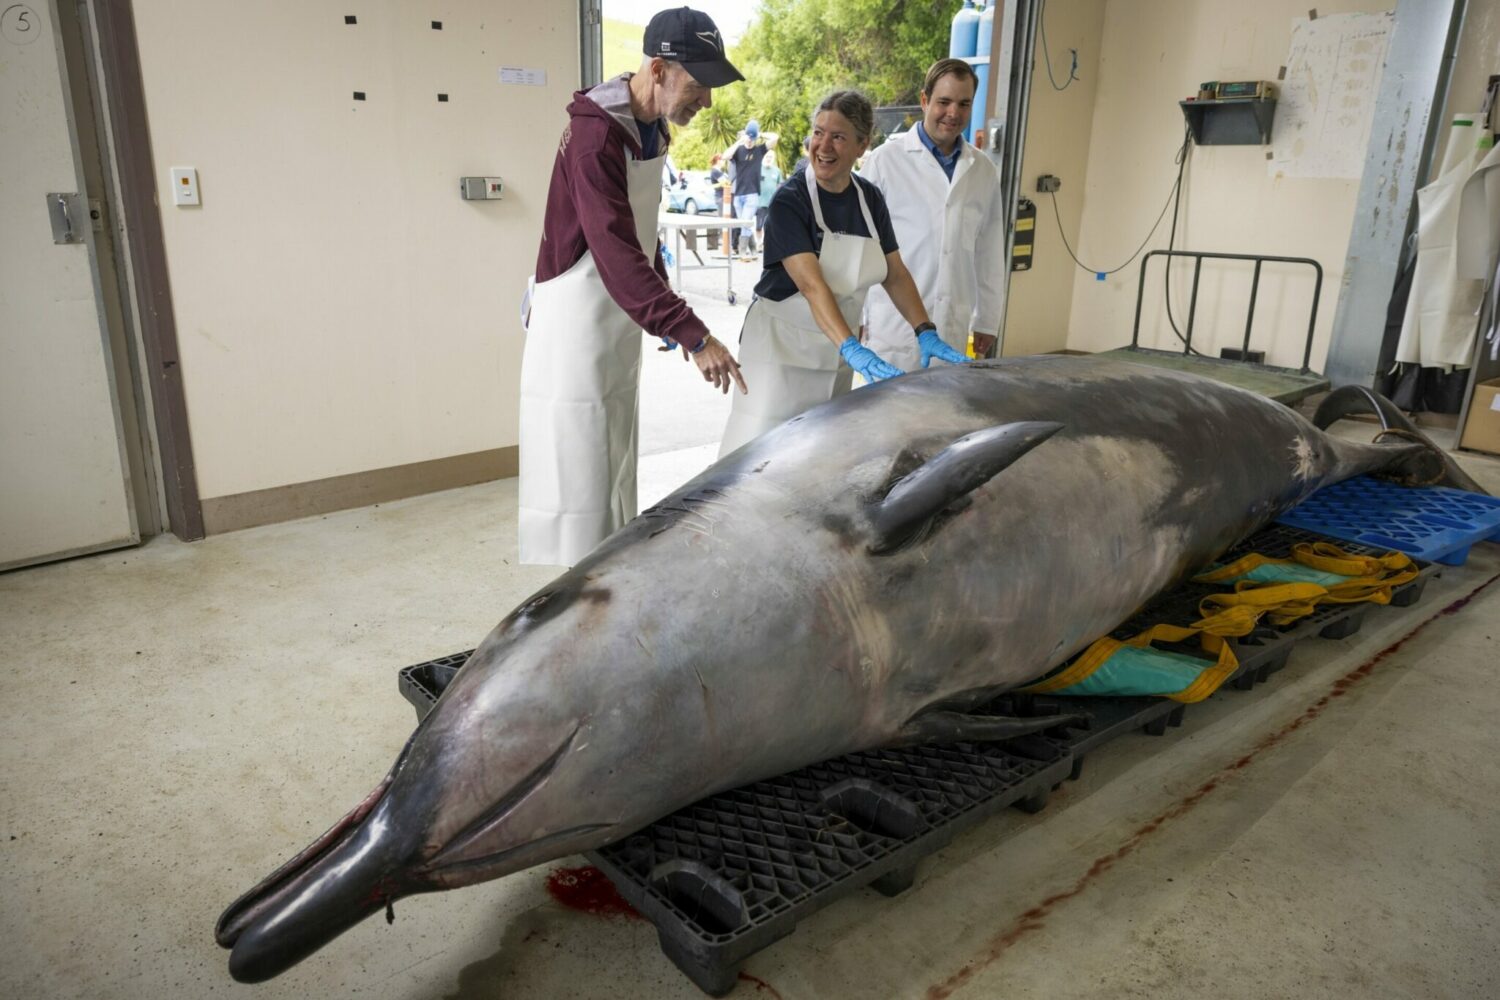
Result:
[667, 0, 954, 173]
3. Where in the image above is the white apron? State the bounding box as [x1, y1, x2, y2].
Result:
[1394, 115, 1486, 370]
[1456, 141, 1500, 283]
[518, 145, 665, 566]
[719, 171, 889, 457]
[1456, 140, 1500, 365]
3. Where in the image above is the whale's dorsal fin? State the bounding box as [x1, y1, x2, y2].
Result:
[867, 420, 1063, 553]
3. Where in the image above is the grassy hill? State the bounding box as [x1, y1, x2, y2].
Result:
[603, 18, 645, 79]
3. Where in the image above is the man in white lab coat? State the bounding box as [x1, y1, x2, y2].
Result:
[860, 58, 1006, 369]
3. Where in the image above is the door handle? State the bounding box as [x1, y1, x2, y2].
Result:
[57, 193, 73, 239]
[47, 192, 83, 244]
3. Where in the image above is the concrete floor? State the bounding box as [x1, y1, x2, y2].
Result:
[637, 238, 757, 460]
[4, 380, 1500, 999]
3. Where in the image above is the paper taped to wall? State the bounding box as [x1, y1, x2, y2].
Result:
[1269, 11, 1392, 179]
[500, 67, 547, 86]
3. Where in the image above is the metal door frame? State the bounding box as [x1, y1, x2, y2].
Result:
[81, 0, 205, 540]
[988, 0, 1041, 358]
[581, 0, 603, 88]
[52, 0, 160, 538]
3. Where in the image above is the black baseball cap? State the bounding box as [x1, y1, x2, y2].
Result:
[643, 7, 744, 88]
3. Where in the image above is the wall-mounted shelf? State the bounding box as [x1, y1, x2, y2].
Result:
[1179, 98, 1277, 145]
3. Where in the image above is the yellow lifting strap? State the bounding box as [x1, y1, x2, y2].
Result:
[1021, 543, 1417, 704]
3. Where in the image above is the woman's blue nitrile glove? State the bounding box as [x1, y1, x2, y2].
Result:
[918, 329, 970, 368]
[839, 336, 904, 383]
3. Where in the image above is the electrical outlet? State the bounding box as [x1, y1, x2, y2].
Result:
[1036, 174, 1061, 194]
[460, 177, 504, 200]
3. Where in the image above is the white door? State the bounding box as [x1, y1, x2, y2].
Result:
[1, 2, 139, 571]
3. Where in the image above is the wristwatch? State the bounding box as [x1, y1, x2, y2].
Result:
[913, 322, 937, 337]
[690, 335, 712, 355]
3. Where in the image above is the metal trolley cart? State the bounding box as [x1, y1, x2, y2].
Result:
[659, 212, 746, 305]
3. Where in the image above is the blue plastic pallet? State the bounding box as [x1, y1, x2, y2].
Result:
[1278, 476, 1500, 566]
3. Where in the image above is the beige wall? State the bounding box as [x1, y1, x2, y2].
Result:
[1062, 0, 1393, 369]
[132, 1, 576, 500]
[1002, 0, 1108, 357]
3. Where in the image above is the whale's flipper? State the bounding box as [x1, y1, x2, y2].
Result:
[891, 708, 1088, 747]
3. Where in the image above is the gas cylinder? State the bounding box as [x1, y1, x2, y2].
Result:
[971, 2, 995, 145]
[949, 0, 979, 59]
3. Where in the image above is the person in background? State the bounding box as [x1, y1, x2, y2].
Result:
[727, 119, 775, 260]
[793, 135, 811, 175]
[708, 151, 727, 251]
[718, 90, 966, 457]
[858, 58, 1006, 369]
[519, 7, 748, 567]
[756, 139, 784, 251]
[659, 155, 682, 218]
[708, 152, 728, 204]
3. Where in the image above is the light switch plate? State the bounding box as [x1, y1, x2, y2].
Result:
[171, 167, 200, 206]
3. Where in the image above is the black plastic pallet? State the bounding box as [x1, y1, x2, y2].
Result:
[397, 650, 471, 717]
[596, 736, 1074, 994]
[396, 525, 1437, 996]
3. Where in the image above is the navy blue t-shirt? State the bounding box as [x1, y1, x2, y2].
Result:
[636, 118, 661, 159]
[754, 170, 900, 302]
[729, 142, 769, 197]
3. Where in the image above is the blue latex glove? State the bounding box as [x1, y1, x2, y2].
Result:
[918, 329, 970, 368]
[839, 336, 903, 383]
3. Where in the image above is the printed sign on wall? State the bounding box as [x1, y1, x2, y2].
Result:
[1270, 11, 1393, 180]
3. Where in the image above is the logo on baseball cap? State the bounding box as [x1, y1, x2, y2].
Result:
[643, 7, 744, 88]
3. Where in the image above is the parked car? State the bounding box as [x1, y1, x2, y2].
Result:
[664, 170, 719, 215]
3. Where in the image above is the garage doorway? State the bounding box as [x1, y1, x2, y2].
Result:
[587, 1, 759, 504]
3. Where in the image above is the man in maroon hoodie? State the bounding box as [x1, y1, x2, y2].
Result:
[518, 7, 749, 567]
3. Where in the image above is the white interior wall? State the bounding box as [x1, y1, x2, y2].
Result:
[131, 1, 576, 500]
[1062, 0, 1394, 369]
[1001, 0, 1107, 357]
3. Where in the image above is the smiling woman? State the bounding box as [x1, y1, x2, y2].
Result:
[807, 93, 874, 192]
[717, 89, 968, 456]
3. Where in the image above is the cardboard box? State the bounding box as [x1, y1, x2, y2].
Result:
[1459, 377, 1500, 455]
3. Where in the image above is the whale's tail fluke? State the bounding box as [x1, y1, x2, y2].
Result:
[1314, 385, 1488, 495]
